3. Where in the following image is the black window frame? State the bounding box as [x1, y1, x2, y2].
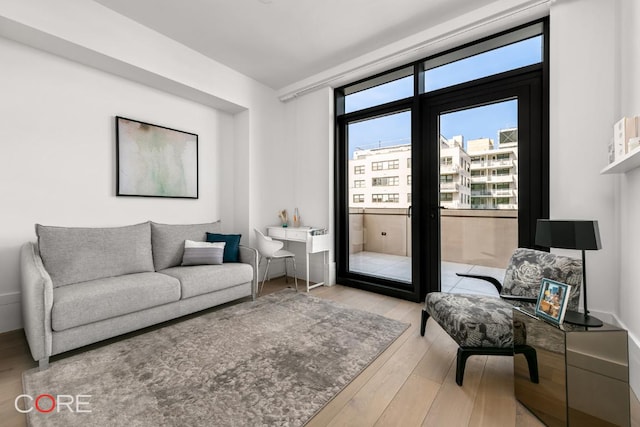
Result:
[334, 18, 549, 302]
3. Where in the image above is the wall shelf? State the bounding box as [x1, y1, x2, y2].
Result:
[601, 148, 640, 174]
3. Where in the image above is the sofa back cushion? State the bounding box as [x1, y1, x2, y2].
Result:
[36, 222, 154, 288]
[151, 221, 222, 271]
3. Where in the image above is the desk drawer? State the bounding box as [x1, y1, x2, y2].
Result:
[286, 229, 308, 242]
[268, 228, 286, 239]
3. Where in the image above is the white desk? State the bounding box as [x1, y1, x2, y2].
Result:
[266, 226, 331, 292]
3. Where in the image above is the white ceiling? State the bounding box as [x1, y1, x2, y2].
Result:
[95, 0, 498, 90]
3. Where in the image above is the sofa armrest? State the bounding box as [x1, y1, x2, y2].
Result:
[239, 245, 258, 300]
[20, 242, 53, 363]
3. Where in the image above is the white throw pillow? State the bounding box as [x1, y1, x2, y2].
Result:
[181, 240, 226, 266]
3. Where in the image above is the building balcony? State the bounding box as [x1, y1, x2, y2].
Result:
[470, 159, 515, 169]
[348, 207, 518, 273]
[440, 182, 459, 192]
[471, 189, 514, 197]
[470, 175, 515, 183]
[440, 164, 459, 174]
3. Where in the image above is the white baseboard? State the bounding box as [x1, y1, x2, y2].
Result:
[0, 291, 22, 333]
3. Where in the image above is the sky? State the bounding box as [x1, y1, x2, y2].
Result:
[346, 36, 541, 158]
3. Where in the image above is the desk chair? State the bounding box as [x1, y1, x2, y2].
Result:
[254, 229, 298, 294]
[421, 248, 582, 386]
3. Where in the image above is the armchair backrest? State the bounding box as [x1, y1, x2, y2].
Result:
[501, 248, 582, 310]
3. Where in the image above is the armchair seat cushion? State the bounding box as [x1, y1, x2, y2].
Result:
[425, 293, 530, 348]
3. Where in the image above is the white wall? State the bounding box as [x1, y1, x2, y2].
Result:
[618, 0, 640, 397]
[0, 0, 288, 333]
[282, 88, 335, 283]
[549, 0, 619, 315]
[0, 37, 234, 331]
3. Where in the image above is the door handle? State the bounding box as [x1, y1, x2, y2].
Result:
[407, 206, 412, 218]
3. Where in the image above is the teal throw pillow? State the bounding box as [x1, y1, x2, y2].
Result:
[206, 233, 241, 263]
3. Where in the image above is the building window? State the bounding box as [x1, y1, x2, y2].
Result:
[354, 165, 365, 174]
[496, 153, 510, 161]
[408, 193, 412, 203]
[354, 180, 365, 188]
[496, 168, 510, 176]
[440, 193, 453, 202]
[372, 193, 399, 203]
[372, 160, 399, 171]
[496, 197, 510, 205]
[441, 157, 453, 165]
[440, 175, 454, 183]
[407, 175, 412, 185]
[353, 194, 365, 203]
[471, 170, 485, 176]
[407, 158, 411, 168]
[372, 176, 399, 186]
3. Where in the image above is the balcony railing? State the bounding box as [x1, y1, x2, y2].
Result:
[440, 182, 460, 192]
[470, 175, 515, 183]
[348, 207, 518, 268]
[470, 159, 515, 169]
[440, 164, 460, 174]
[471, 189, 514, 197]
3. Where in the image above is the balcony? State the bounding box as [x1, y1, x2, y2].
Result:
[471, 189, 514, 197]
[470, 159, 515, 169]
[348, 208, 518, 276]
[470, 175, 514, 183]
[440, 182, 460, 192]
[440, 163, 459, 173]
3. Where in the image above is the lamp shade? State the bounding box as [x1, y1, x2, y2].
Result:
[535, 220, 602, 250]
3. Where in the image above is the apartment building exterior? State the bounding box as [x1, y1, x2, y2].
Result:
[467, 128, 518, 210]
[348, 128, 518, 210]
[349, 144, 412, 209]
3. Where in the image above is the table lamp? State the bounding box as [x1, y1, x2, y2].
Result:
[535, 219, 603, 327]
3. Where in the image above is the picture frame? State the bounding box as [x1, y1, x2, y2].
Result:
[116, 116, 198, 198]
[535, 278, 572, 325]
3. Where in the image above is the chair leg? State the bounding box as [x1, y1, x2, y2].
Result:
[456, 347, 473, 386]
[291, 256, 298, 292]
[420, 309, 429, 337]
[284, 257, 289, 284]
[260, 258, 272, 295]
[515, 345, 539, 384]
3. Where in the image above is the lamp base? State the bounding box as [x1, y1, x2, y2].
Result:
[563, 310, 603, 327]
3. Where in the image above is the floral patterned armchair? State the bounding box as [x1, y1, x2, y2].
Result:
[420, 248, 582, 386]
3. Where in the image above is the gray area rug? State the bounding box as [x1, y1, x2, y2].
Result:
[23, 290, 409, 426]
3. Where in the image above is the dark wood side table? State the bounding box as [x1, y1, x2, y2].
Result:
[513, 307, 630, 426]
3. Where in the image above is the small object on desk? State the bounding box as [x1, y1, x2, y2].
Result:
[278, 209, 288, 227]
[293, 208, 301, 228]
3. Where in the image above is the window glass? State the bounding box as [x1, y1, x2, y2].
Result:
[345, 76, 413, 113]
[424, 36, 542, 93]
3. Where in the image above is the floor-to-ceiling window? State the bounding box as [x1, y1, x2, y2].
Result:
[335, 20, 548, 302]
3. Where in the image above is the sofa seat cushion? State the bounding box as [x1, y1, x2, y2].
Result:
[425, 293, 518, 348]
[161, 264, 253, 299]
[52, 272, 181, 332]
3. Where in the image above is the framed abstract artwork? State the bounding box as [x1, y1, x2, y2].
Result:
[116, 116, 198, 198]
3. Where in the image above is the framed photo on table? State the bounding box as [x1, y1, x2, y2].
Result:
[535, 278, 571, 325]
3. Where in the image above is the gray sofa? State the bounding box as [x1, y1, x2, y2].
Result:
[20, 221, 257, 369]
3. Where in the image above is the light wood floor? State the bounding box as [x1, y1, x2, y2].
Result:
[1, 279, 639, 426]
